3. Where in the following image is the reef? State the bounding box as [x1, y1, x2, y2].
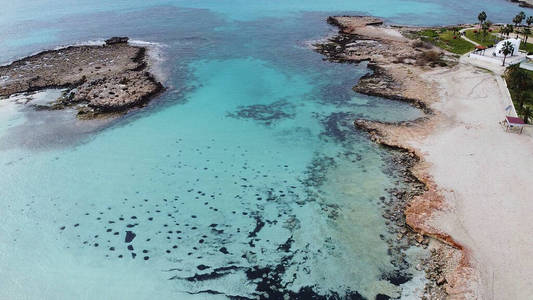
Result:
[0, 37, 164, 118]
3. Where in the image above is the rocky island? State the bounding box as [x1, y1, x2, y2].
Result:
[0, 37, 163, 118]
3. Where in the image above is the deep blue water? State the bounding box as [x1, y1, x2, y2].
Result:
[0, 1, 529, 299]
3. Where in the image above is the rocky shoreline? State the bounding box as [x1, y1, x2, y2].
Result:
[315, 16, 477, 299]
[0, 37, 164, 118]
[509, 0, 533, 8]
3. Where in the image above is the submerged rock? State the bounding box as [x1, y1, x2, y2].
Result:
[125, 231, 136, 243]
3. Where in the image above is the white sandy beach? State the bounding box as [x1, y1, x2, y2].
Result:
[411, 63, 533, 299]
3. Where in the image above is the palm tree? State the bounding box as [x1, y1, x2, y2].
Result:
[481, 21, 493, 42]
[501, 41, 514, 66]
[500, 25, 507, 38]
[524, 27, 531, 43]
[513, 15, 521, 28]
[520, 11, 526, 22]
[478, 11, 487, 25]
[514, 13, 526, 38]
[452, 27, 460, 35]
[482, 22, 489, 38]
[501, 24, 514, 38]
[513, 15, 523, 38]
[527, 16, 533, 28]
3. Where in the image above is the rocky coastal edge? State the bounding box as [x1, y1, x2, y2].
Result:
[0, 37, 165, 119]
[314, 16, 479, 299]
[508, 0, 533, 9]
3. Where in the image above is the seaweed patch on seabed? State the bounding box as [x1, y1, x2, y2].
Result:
[301, 155, 336, 189]
[227, 100, 296, 126]
[318, 111, 359, 144]
[315, 78, 362, 107]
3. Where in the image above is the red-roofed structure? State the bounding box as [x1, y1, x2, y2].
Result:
[506, 116, 525, 125]
[505, 116, 526, 134]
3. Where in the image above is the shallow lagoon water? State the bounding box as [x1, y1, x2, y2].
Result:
[0, 1, 530, 299]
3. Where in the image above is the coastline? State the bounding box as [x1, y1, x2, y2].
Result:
[0, 37, 165, 119]
[316, 16, 533, 299]
[509, 0, 533, 8]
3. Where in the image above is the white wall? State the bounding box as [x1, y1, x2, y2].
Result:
[495, 39, 521, 57]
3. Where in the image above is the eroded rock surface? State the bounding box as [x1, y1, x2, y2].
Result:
[0, 38, 163, 117]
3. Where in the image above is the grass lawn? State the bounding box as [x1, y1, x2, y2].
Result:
[417, 28, 475, 54]
[520, 41, 533, 54]
[505, 65, 533, 123]
[464, 29, 500, 47]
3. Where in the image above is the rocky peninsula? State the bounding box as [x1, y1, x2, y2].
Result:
[316, 16, 533, 299]
[0, 37, 164, 118]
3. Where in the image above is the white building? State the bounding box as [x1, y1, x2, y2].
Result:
[494, 38, 521, 57]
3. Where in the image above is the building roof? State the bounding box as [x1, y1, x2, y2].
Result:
[506, 116, 526, 125]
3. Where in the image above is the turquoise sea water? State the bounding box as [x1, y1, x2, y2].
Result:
[0, 1, 529, 299]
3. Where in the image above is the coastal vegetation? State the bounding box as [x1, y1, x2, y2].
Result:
[416, 28, 475, 54]
[413, 10, 533, 56]
[471, 11, 533, 54]
[505, 65, 533, 123]
[464, 29, 497, 46]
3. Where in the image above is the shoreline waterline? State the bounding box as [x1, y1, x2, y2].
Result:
[320, 15, 533, 299]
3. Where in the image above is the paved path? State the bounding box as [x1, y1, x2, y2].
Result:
[459, 28, 480, 46]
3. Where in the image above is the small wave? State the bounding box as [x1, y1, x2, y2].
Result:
[129, 39, 167, 48]
[1, 38, 170, 84]
[69, 40, 106, 47]
[302, 31, 338, 50]
[129, 39, 169, 84]
[0, 39, 105, 66]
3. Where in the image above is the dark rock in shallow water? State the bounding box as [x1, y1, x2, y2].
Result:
[219, 247, 229, 254]
[105, 37, 129, 45]
[381, 270, 411, 286]
[125, 231, 136, 243]
[171, 266, 242, 282]
[248, 216, 265, 238]
[376, 294, 391, 300]
[277, 236, 294, 252]
[227, 100, 296, 126]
